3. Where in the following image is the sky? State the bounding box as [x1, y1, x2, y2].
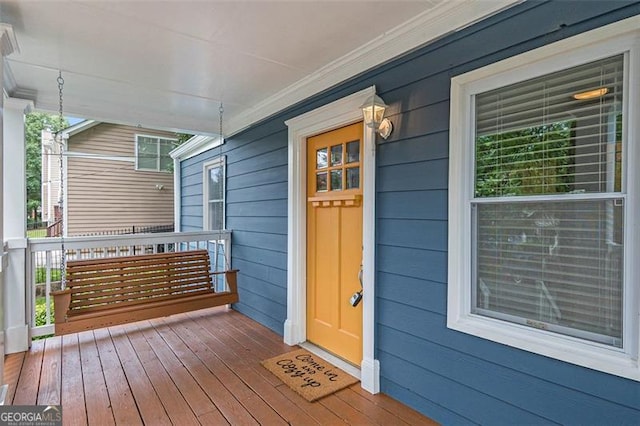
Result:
[67, 117, 84, 126]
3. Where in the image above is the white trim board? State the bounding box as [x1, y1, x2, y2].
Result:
[284, 85, 379, 394]
[61, 120, 100, 138]
[170, 135, 224, 161]
[226, 0, 520, 137]
[64, 151, 134, 163]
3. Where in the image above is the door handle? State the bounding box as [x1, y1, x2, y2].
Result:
[350, 265, 363, 307]
[350, 290, 362, 307]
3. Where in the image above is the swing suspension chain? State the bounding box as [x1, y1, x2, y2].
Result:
[57, 71, 67, 289]
[219, 103, 223, 137]
[57, 74, 64, 119]
[217, 102, 230, 271]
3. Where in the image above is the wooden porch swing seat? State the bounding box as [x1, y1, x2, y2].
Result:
[51, 250, 239, 335]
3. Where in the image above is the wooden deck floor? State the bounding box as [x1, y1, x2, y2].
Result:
[4, 307, 437, 425]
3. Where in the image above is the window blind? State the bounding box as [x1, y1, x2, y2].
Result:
[475, 55, 624, 197]
[473, 200, 623, 346]
[471, 54, 625, 347]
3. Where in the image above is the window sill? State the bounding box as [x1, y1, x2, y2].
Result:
[447, 314, 640, 382]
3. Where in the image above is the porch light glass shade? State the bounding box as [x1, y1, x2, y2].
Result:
[360, 94, 388, 128]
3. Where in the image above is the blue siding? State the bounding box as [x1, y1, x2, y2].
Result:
[181, 126, 289, 334]
[180, 1, 640, 423]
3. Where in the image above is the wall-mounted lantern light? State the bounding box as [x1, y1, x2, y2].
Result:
[360, 94, 393, 139]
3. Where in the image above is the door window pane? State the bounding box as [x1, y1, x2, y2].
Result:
[331, 145, 343, 166]
[346, 167, 359, 189]
[330, 170, 342, 191]
[317, 148, 328, 169]
[346, 140, 360, 163]
[316, 172, 328, 192]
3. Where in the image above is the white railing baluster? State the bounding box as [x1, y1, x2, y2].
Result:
[45, 250, 52, 326]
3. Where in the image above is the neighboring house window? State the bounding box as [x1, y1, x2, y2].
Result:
[136, 135, 176, 172]
[203, 157, 225, 230]
[448, 27, 639, 380]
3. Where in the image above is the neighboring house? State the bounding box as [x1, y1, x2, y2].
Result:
[42, 121, 177, 236]
[173, 2, 640, 425]
[40, 128, 62, 227]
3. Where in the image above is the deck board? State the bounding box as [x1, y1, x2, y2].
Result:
[92, 328, 141, 426]
[149, 316, 260, 426]
[135, 322, 219, 418]
[186, 312, 318, 426]
[160, 314, 282, 425]
[124, 322, 200, 425]
[38, 336, 62, 405]
[108, 325, 171, 425]
[78, 330, 115, 425]
[4, 351, 25, 405]
[60, 334, 87, 426]
[12, 339, 44, 405]
[4, 306, 437, 426]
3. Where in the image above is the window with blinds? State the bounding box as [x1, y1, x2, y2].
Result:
[471, 55, 625, 347]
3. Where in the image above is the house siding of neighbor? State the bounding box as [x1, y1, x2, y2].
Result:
[65, 122, 176, 236]
[40, 129, 61, 224]
[178, 1, 640, 424]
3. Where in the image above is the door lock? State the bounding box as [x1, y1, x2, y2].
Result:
[350, 290, 363, 307]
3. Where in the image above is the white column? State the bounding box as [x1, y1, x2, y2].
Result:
[0, 23, 21, 389]
[173, 157, 181, 232]
[3, 98, 33, 354]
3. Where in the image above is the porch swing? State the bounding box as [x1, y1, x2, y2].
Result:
[51, 74, 239, 335]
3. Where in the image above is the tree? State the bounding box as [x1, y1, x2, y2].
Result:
[25, 112, 68, 222]
[175, 132, 193, 144]
[475, 121, 574, 197]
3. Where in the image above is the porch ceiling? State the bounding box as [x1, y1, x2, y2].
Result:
[0, 0, 516, 136]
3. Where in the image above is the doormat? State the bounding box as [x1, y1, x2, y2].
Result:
[261, 348, 359, 402]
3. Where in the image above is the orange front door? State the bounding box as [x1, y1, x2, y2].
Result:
[306, 122, 363, 365]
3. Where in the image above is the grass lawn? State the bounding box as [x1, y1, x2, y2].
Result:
[27, 228, 47, 238]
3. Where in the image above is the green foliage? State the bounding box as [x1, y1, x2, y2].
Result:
[175, 132, 193, 144]
[35, 267, 61, 284]
[475, 122, 575, 197]
[34, 297, 54, 327]
[26, 112, 69, 221]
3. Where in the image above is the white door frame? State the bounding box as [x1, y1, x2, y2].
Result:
[284, 86, 379, 393]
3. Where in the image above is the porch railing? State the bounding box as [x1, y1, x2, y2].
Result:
[27, 230, 232, 338]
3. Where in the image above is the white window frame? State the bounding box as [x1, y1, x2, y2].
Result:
[135, 134, 177, 172]
[448, 17, 640, 381]
[203, 156, 226, 231]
